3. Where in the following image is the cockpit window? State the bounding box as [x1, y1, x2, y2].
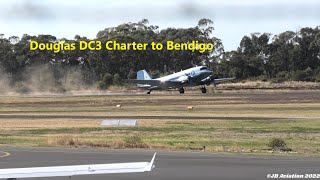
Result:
[200, 67, 208, 70]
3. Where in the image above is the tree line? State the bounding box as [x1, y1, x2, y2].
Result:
[0, 19, 319, 92]
[215, 29, 320, 82]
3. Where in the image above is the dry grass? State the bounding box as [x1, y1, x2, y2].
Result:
[47, 135, 124, 148]
[218, 81, 320, 89]
[0, 119, 100, 129]
[1, 92, 320, 156]
[47, 135, 147, 149]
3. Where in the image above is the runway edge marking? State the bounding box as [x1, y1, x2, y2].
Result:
[0, 151, 10, 158]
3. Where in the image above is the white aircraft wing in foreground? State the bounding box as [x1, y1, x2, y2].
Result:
[0, 153, 156, 180]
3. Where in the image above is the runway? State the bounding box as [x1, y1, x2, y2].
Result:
[0, 148, 319, 180]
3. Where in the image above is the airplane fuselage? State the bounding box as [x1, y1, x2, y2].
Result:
[129, 66, 234, 94]
[156, 66, 213, 87]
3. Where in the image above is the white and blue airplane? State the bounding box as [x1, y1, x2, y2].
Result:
[126, 66, 234, 94]
[0, 153, 156, 180]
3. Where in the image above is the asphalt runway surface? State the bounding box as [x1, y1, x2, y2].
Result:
[0, 148, 319, 180]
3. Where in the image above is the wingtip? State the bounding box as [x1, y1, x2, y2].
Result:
[145, 153, 156, 171]
[151, 153, 156, 163]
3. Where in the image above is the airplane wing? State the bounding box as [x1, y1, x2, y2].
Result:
[200, 77, 235, 86]
[124, 79, 182, 87]
[0, 153, 156, 179]
[213, 78, 235, 84]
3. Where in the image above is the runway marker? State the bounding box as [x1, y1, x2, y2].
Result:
[0, 151, 10, 158]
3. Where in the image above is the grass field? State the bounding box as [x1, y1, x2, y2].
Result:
[0, 91, 320, 156]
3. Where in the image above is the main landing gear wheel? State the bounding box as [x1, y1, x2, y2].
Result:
[179, 87, 185, 94]
[200, 86, 207, 93]
[147, 91, 151, 94]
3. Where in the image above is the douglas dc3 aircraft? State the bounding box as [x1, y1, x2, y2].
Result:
[126, 66, 234, 94]
[0, 153, 156, 180]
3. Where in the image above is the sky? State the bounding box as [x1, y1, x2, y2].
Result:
[0, 0, 319, 51]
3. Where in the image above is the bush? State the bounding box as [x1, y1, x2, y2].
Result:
[290, 67, 314, 81]
[271, 71, 289, 83]
[276, 71, 289, 79]
[267, 138, 291, 151]
[127, 69, 136, 79]
[247, 75, 268, 82]
[271, 77, 286, 83]
[150, 70, 161, 78]
[97, 73, 113, 89]
[113, 73, 123, 85]
[102, 73, 113, 85]
[97, 81, 106, 89]
[123, 135, 147, 148]
[315, 73, 320, 82]
[48, 135, 78, 146]
[291, 70, 307, 81]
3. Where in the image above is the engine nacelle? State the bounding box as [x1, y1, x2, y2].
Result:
[200, 76, 217, 86]
[201, 76, 212, 85]
[177, 75, 190, 84]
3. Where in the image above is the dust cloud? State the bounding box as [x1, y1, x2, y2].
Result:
[0, 65, 103, 96]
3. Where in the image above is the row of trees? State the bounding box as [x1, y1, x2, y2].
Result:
[0, 19, 319, 92]
[214, 28, 320, 82]
[0, 19, 221, 91]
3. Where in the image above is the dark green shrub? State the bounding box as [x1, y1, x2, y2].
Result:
[267, 138, 291, 151]
[97, 73, 113, 89]
[127, 69, 136, 79]
[102, 73, 113, 85]
[96, 81, 106, 89]
[113, 73, 122, 85]
[290, 67, 314, 81]
[271, 77, 286, 83]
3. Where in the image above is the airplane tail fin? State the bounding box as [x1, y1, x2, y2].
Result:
[137, 70, 152, 80]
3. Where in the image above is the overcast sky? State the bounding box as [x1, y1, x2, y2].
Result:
[0, 0, 319, 51]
